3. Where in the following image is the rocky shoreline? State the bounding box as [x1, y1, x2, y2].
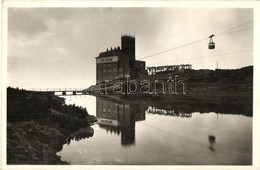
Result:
[7, 87, 97, 164]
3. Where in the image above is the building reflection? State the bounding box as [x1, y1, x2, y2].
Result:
[208, 135, 216, 152]
[96, 97, 146, 146]
[147, 106, 192, 118]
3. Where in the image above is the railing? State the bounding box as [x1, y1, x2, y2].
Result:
[23, 88, 86, 92]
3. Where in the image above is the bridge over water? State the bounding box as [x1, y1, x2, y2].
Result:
[24, 88, 89, 96]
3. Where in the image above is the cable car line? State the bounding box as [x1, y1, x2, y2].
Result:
[216, 27, 253, 37]
[139, 37, 209, 60]
[215, 20, 253, 36]
[208, 24, 253, 49]
[147, 49, 252, 66]
[139, 20, 253, 60]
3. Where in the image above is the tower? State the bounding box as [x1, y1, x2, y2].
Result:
[121, 35, 135, 61]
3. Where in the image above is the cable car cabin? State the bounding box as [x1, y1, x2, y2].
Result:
[209, 42, 215, 49]
[208, 34, 215, 49]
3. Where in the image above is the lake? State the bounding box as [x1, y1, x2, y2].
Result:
[57, 95, 252, 165]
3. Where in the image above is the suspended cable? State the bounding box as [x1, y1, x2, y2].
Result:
[147, 49, 252, 66]
[215, 20, 253, 36]
[139, 20, 253, 60]
[216, 27, 253, 37]
[139, 37, 208, 60]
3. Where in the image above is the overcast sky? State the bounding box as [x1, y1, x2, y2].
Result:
[8, 8, 253, 89]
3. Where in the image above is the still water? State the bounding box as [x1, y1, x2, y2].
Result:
[57, 95, 252, 165]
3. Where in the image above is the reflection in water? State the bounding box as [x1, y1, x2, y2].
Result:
[66, 127, 94, 145]
[208, 135, 216, 152]
[147, 106, 192, 118]
[96, 97, 146, 146]
[58, 96, 252, 165]
[95, 97, 241, 147]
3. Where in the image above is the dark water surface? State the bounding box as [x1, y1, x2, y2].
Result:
[57, 95, 252, 165]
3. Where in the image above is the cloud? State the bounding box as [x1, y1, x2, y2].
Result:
[8, 8, 77, 39]
[8, 8, 49, 39]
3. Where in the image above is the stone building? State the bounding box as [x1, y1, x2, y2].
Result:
[96, 35, 146, 82]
